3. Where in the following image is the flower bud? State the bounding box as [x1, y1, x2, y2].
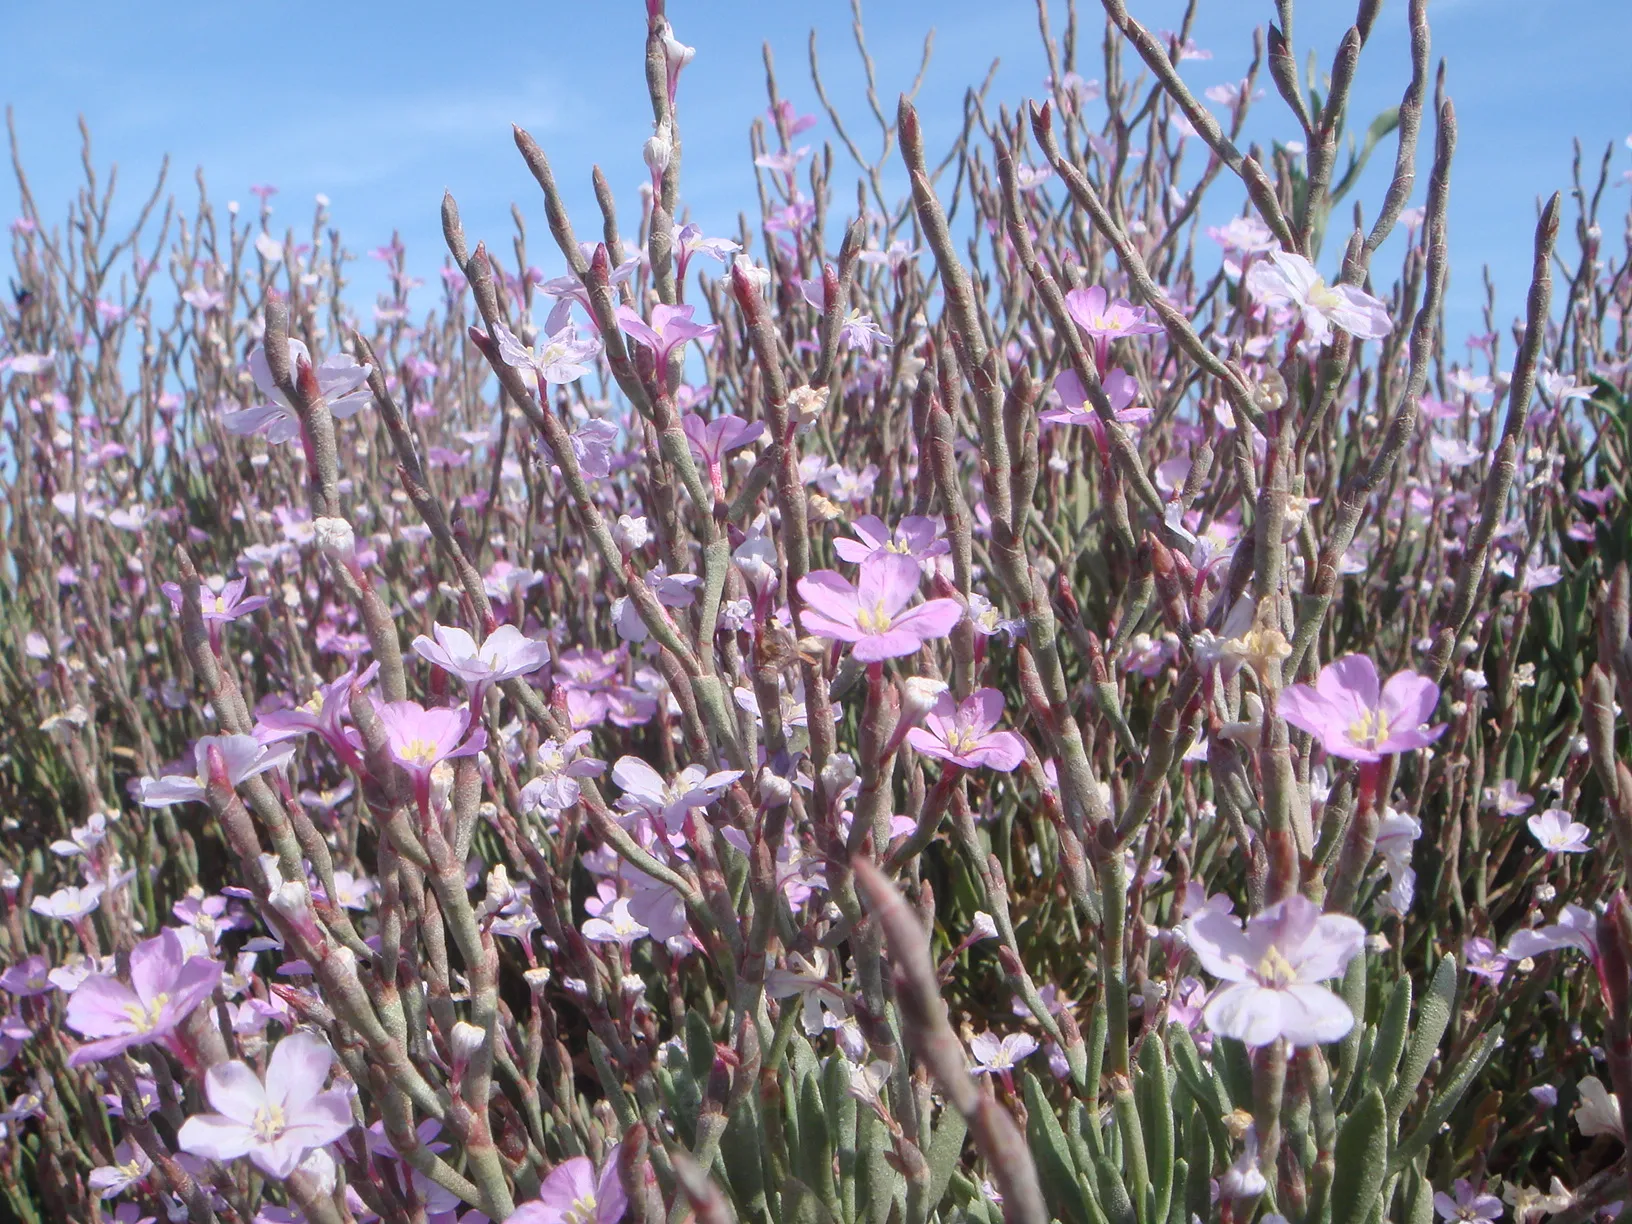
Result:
[821, 753, 858, 797]
[757, 768, 793, 808]
[313, 516, 355, 560]
[643, 133, 672, 178]
[900, 677, 949, 722]
[450, 1020, 488, 1066]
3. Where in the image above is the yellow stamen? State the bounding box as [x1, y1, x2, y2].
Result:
[856, 600, 892, 633]
[1254, 946, 1297, 988]
[121, 992, 170, 1033]
[1347, 709, 1391, 749]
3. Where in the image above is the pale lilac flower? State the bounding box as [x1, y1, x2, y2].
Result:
[1064, 286, 1163, 340]
[1208, 215, 1277, 255]
[50, 813, 112, 859]
[616, 302, 718, 363]
[1430, 436, 1482, 468]
[1484, 779, 1535, 818]
[832, 515, 950, 567]
[221, 339, 372, 444]
[31, 882, 106, 922]
[64, 930, 222, 1065]
[839, 310, 892, 353]
[1529, 809, 1591, 854]
[1185, 895, 1365, 1047]
[672, 223, 740, 282]
[1575, 1076, 1624, 1139]
[1435, 1178, 1504, 1224]
[766, 950, 850, 1035]
[1245, 249, 1392, 345]
[176, 1032, 353, 1180]
[1040, 369, 1148, 438]
[969, 1031, 1039, 1091]
[612, 756, 741, 832]
[1463, 937, 1509, 985]
[510, 1145, 627, 1224]
[160, 577, 270, 626]
[1278, 655, 1445, 763]
[257, 664, 376, 765]
[89, 1143, 153, 1198]
[582, 898, 650, 945]
[492, 319, 602, 387]
[1505, 904, 1598, 961]
[907, 689, 1026, 772]
[797, 554, 963, 662]
[0, 956, 53, 998]
[1375, 808, 1421, 916]
[411, 623, 551, 697]
[138, 735, 296, 807]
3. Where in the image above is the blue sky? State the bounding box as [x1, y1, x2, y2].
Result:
[4, 0, 1631, 350]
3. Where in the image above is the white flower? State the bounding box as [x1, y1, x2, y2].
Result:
[1574, 1076, 1623, 1139]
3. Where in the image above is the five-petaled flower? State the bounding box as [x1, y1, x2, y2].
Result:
[176, 1031, 353, 1180]
[1278, 655, 1445, 763]
[797, 553, 963, 662]
[64, 930, 222, 1066]
[510, 1144, 628, 1224]
[907, 688, 1027, 772]
[138, 734, 296, 808]
[1528, 809, 1591, 854]
[221, 339, 372, 444]
[1184, 895, 1365, 1047]
[411, 623, 551, 702]
[1245, 249, 1392, 346]
[493, 319, 602, 388]
[682, 412, 766, 497]
[374, 701, 487, 808]
[832, 515, 949, 567]
[1434, 1178, 1504, 1224]
[615, 302, 718, 364]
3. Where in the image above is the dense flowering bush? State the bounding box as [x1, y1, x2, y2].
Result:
[2, 1, 1632, 1223]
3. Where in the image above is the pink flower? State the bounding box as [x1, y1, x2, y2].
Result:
[1245, 250, 1392, 345]
[64, 930, 222, 1065]
[907, 689, 1027, 772]
[221, 339, 372, 444]
[832, 515, 949, 567]
[797, 553, 963, 662]
[1064, 286, 1163, 340]
[176, 1032, 353, 1180]
[492, 319, 602, 386]
[257, 664, 377, 764]
[682, 412, 766, 495]
[1278, 655, 1445, 763]
[160, 577, 270, 625]
[1528, 809, 1591, 854]
[615, 303, 718, 364]
[1040, 369, 1149, 442]
[411, 623, 551, 696]
[138, 734, 296, 807]
[374, 701, 487, 804]
[1185, 895, 1364, 1047]
[511, 1146, 628, 1224]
